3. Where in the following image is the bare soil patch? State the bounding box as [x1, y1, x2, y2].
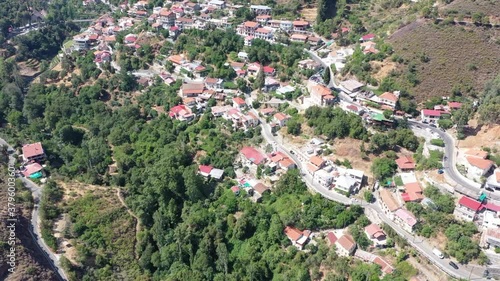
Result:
[330, 138, 374, 184]
[458, 123, 500, 150]
[301, 8, 318, 22]
[370, 59, 398, 81]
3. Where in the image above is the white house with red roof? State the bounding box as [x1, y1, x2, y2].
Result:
[273, 112, 290, 127]
[462, 149, 494, 181]
[237, 21, 260, 36]
[378, 91, 399, 108]
[395, 156, 415, 171]
[22, 163, 43, 178]
[394, 209, 418, 233]
[240, 147, 266, 165]
[247, 62, 261, 76]
[364, 223, 386, 246]
[360, 33, 375, 42]
[284, 226, 310, 250]
[335, 234, 357, 256]
[263, 66, 276, 76]
[454, 196, 482, 222]
[232, 97, 246, 108]
[169, 105, 195, 121]
[421, 109, 442, 123]
[255, 27, 273, 41]
[310, 84, 336, 107]
[22, 142, 45, 162]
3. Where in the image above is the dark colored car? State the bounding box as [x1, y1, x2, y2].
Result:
[449, 261, 459, 269]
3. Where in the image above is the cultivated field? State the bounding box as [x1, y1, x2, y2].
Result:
[389, 20, 500, 101]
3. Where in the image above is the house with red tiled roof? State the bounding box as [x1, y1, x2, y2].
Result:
[310, 84, 335, 107]
[454, 196, 482, 222]
[240, 147, 266, 165]
[379, 189, 400, 219]
[22, 163, 43, 178]
[335, 234, 356, 256]
[290, 33, 308, 43]
[284, 226, 310, 250]
[292, 20, 309, 32]
[238, 21, 260, 36]
[260, 107, 276, 116]
[360, 33, 375, 42]
[159, 8, 176, 27]
[180, 82, 205, 97]
[401, 182, 424, 203]
[198, 165, 213, 177]
[232, 97, 246, 109]
[22, 142, 45, 162]
[421, 109, 442, 123]
[463, 150, 494, 180]
[327, 232, 338, 246]
[273, 112, 290, 127]
[378, 92, 399, 108]
[395, 156, 415, 171]
[364, 224, 386, 246]
[309, 156, 326, 169]
[394, 209, 418, 233]
[169, 105, 195, 121]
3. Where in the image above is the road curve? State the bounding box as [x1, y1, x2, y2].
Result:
[0, 138, 68, 281]
[246, 99, 485, 280]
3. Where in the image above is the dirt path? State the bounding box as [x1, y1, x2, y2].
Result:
[115, 188, 141, 259]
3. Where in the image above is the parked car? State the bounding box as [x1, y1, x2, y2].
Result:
[449, 261, 459, 269]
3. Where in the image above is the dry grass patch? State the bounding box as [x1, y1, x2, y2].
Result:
[389, 21, 500, 102]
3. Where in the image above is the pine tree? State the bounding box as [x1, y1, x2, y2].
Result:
[323, 67, 331, 84]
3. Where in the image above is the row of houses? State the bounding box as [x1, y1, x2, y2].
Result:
[379, 188, 418, 233]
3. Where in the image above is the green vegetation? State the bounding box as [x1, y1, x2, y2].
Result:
[371, 157, 397, 180]
[369, 129, 419, 154]
[305, 106, 368, 141]
[394, 176, 403, 186]
[39, 181, 63, 250]
[63, 192, 145, 280]
[414, 143, 444, 170]
[406, 185, 485, 264]
[478, 75, 500, 125]
[430, 139, 445, 147]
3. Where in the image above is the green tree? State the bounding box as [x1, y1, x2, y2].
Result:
[371, 157, 397, 180]
[323, 68, 331, 85]
[287, 117, 302, 136]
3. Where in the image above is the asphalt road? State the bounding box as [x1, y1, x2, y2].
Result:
[0, 138, 68, 281]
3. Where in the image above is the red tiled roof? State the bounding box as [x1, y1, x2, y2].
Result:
[274, 112, 288, 121]
[448, 102, 462, 109]
[458, 196, 482, 211]
[279, 158, 295, 168]
[233, 97, 246, 105]
[284, 226, 303, 241]
[380, 92, 398, 102]
[364, 223, 385, 238]
[465, 149, 488, 159]
[240, 146, 265, 164]
[231, 186, 240, 193]
[243, 21, 259, 28]
[263, 66, 275, 73]
[401, 192, 424, 202]
[422, 109, 442, 117]
[327, 232, 337, 244]
[466, 156, 493, 170]
[309, 156, 325, 167]
[290, 33, 308, 40]
[404, 182, 422, 193]
[254, 182, 270, 194]
[199, 165, 213, 174]
[395, 156, 415, 170]
[22, 163, 43, 177]
[373, 257, 394, 274]
[292, 20, 309, 26]
[22, 142, 44, 159]
[361, 33, 375, 40]
[380, 189, 399, 212]
[256, 27, 271, 34]
[347, 105, 358, 112]
[336, 235, 355, 251]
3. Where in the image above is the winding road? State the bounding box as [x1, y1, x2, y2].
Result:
[0, 138, 68, 281]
